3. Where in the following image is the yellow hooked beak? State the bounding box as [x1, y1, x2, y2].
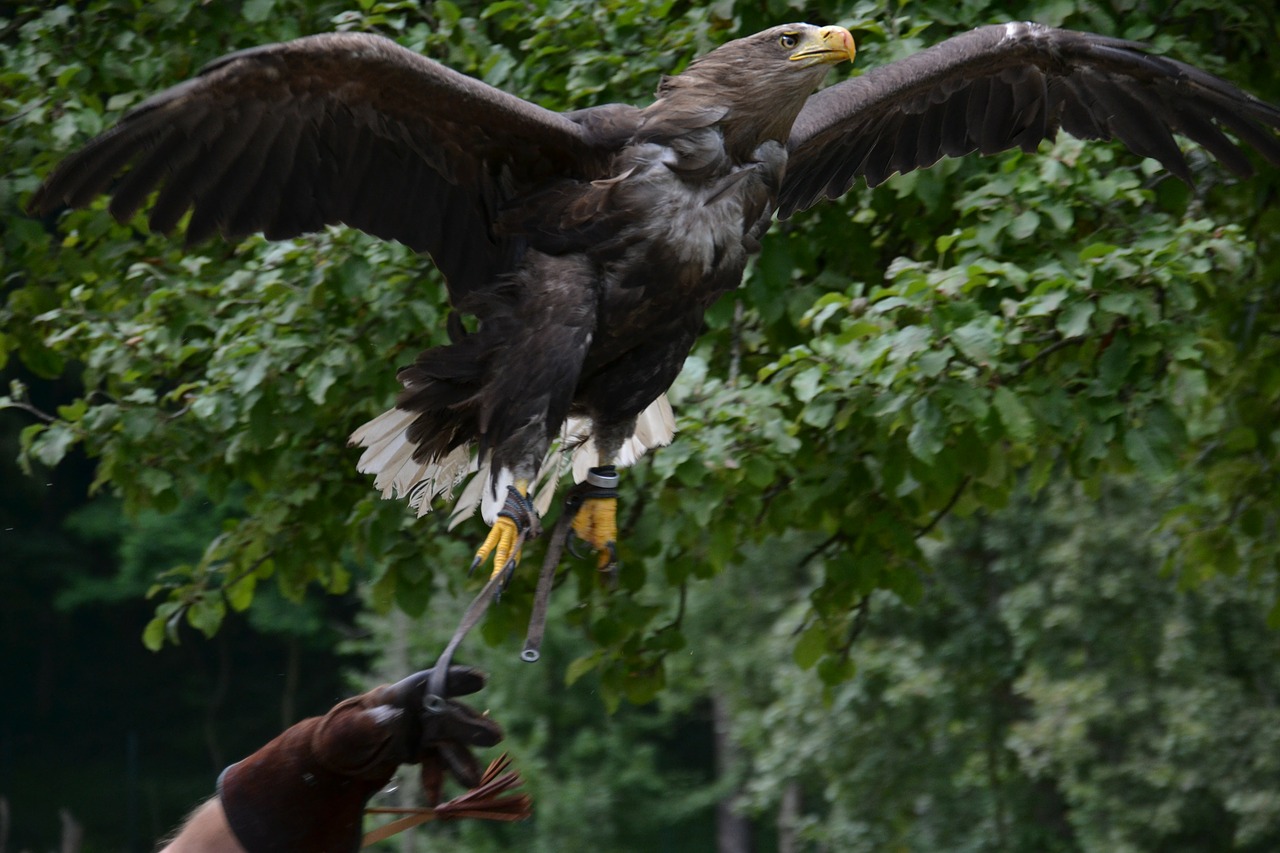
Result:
[789, 26, 857, 67]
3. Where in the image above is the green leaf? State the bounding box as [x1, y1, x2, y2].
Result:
[565, 652, 602, 686]
[236, 351, 271, 394]
[187, 597, 226, 638]
[1080, 242, 1120, 261]
[951, 320, 997, 365]
[1268, 598, 1280, 631]
[1008, 210, 1039, 239]
[992, 387, 1034, 442]
[1098, 336, 1132, 390]
[1123, 427, 1174, 479]
[225, 572, 258, 613]
[142, 617, 167, 652]
[791, 365, 824, 403]
[32, 422, 77, 467]
[1223, 427, 1256, 452]
[623, 665, 665, 705]
[242, 0, 276, 23]
[1056, 301, 1094, 338]
[908, 397, 945, 463]
[793, 623, 826, 670]
[305, 366, 337, 405]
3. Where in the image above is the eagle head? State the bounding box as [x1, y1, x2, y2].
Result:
[655, 23, 857, 158]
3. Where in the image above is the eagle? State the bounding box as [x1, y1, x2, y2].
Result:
[29, 21, 1280, 579]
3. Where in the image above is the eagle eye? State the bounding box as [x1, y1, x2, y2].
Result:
[779, 33, 798, 49]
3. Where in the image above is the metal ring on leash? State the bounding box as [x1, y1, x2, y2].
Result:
[521, 480, 597, 662]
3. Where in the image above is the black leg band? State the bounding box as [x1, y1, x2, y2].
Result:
[497, 485, 537, 531]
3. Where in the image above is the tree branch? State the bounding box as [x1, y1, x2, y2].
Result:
[838, 596, 871, 661]
[1011, 334, 1087, 380]
[917, 476, 971, 539]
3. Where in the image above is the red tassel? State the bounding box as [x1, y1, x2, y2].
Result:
[362, 754, 532, 847]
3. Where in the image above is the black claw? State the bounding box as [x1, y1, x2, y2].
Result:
[468, 555, 483, 577]
[496, 558, 519, 597]
[600, 542, 618, 578]
[567, 532, 586, 560]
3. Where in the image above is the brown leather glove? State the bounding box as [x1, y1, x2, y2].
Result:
[218, 666, 502, 853]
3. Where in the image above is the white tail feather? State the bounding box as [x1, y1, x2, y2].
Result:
[571, 394, 676, 482]
[349, 411, 472, 516]
[447, 468, 488, 530]
[350, 394, 677, 526]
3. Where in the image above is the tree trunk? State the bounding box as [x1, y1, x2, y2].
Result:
[126, 730, 139, 853]
[202, 632, 232, 770]
[58, 808, 82, 853]
[778, 781, 801, 853]
[280, 635, 300, 729]
[712, 695, 752, 853]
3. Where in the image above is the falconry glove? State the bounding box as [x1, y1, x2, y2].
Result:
[218, 665, 501, 853]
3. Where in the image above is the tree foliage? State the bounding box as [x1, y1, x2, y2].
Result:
[712, 479, 1280, 851]
[3, 0, 1279, 707]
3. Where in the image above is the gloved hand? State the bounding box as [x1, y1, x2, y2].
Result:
[219, 664, 504, 852]
[374, 665, 503, 803]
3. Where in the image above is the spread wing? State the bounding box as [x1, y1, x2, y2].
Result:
[779, 23, 1280, 218]
[28, 32, 622, 299]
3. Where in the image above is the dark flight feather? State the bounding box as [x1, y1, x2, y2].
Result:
[30, 32, 606, 303]
[781, 22, 1280, 216]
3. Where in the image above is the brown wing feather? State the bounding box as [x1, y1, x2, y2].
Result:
[779, 23, 1280, 218]
[28, 32, 623, 300]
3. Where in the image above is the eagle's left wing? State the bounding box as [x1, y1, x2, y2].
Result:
[779, 23, 1280, 218]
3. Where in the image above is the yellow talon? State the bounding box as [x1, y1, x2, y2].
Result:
[471, 480, 533, 580]
[474, 515, 523, 579]
[571, 496, 618, 570]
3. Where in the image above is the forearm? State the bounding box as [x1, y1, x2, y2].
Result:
[156, 798, 245, 853]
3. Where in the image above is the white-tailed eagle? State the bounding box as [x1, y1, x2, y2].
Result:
[30, 22, 1280, 577]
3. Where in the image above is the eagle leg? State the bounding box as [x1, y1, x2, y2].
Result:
[567, 466, 620, 573]
[471, 483, 541, 581]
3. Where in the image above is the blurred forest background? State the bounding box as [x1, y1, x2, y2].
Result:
[3, 0, 1280, 850]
